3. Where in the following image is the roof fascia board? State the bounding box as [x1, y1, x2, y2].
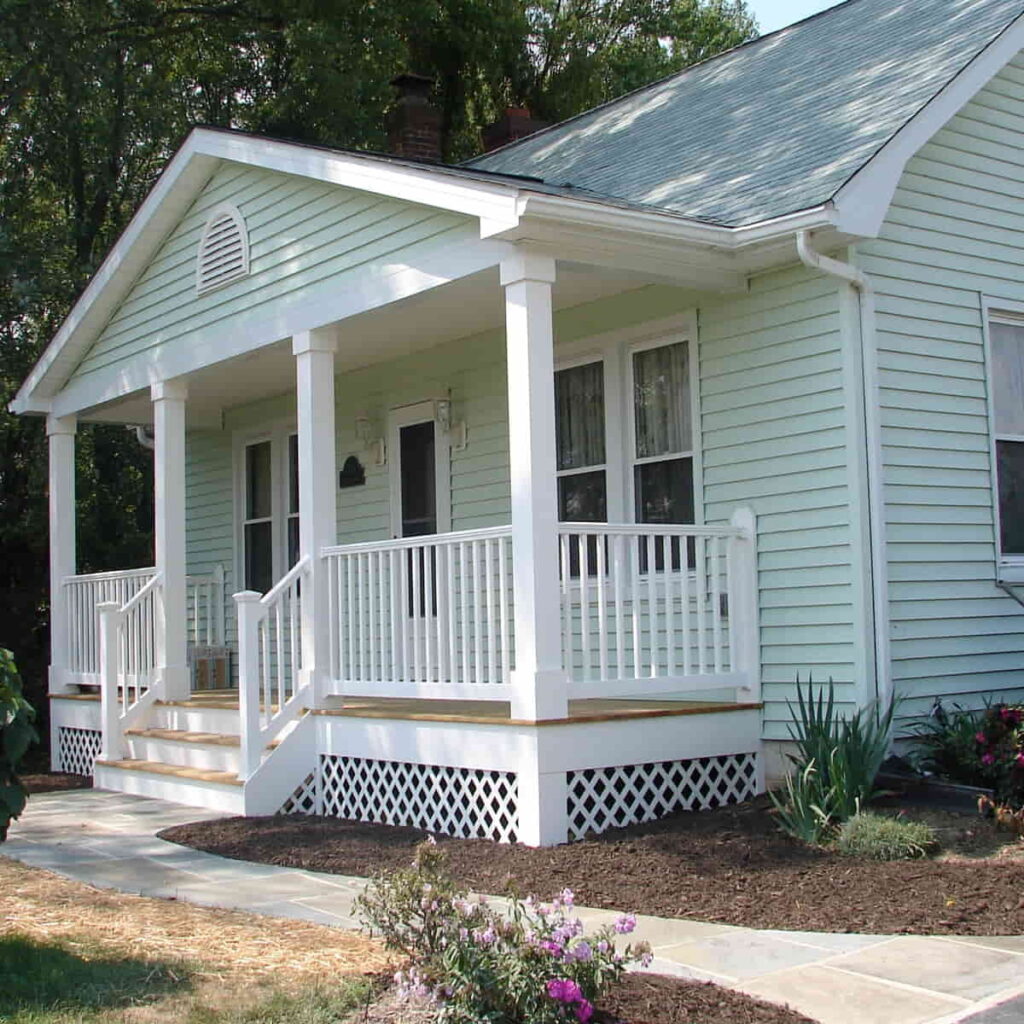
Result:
[833, 11, 1024, 237]
[48, 232, 511, 419]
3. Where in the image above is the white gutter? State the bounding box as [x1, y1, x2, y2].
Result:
[796, 231, 892, 712]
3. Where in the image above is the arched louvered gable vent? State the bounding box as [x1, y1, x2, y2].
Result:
[196, 204, 249, 294]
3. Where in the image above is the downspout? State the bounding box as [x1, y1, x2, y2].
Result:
[796, 231, 893, 711]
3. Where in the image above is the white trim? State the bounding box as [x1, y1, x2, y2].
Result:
[833, 12, 1024, 237]
[981, 296, 1024, 582]
[388, 400, 453, 538]
[195, 202, 250, 295]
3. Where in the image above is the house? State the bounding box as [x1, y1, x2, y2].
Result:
[12, 0, 1024, 846]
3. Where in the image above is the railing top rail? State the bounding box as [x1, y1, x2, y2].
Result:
[260, 555, 311, 607]
[557, 522, 746, 539]
[63, 566, 157, 586]
[322, 524, 512, 557]
[118, 571, 163, 615]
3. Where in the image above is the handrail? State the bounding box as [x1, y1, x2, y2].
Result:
[558, 522, 747, 539]
[260, 555, 311, 608]
[63, 565, 156, 585]
[322, 525, 511, 558]
[118, 571, 163, 615]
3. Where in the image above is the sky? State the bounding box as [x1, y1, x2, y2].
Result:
[746, 0, 845, 34]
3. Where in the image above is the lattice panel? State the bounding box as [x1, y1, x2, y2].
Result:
[311, 755, 518, 843]
[280, 772, 319, 815]
[56, 727, 102, 776]
[567, 752, 758, 841]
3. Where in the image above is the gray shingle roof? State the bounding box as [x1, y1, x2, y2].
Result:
[466, 0, 1024, 226]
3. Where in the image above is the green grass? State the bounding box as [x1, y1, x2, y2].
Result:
[0, 934, 374, 1024]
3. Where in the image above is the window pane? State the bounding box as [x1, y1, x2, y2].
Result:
[998, 440, 1024, 555]
[992, 322, 1024, 437]
[555, 362, 605, 471]
[634, 342, 691, 458]
[287, 516, 300, 569]
[288, 434, 299, 515]
[635, 457, 694, 525]
[558, 470, 607, 522]
[400, 421, 436, 537]
[244, 520, 273, 593]
[246, 442, 273, 520]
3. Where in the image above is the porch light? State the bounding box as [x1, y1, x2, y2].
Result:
[435, 398, 468, 451]
[354, 415, 386, 466]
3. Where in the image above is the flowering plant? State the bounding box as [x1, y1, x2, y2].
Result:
[357, 840, 651, 1023]
[974, 703, 1024, 809]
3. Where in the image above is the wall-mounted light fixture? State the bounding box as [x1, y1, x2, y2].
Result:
[354, 414, 386, 466]
[435, 397, 467, 451]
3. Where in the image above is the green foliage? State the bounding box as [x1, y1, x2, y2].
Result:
[184, 982, 374, 1024]
[974, 704, 1024, 808]
[835, 812, 937, 862]
[771, 677, 896, 844]
[358, 839, 651, 1023]
[0, 649, 37, 841]
[910, 701, 992, 788]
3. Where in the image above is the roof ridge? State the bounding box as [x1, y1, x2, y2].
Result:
[463, 0, 861, 169]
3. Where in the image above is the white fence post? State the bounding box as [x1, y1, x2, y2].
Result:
[235, 590, 264, 778]
[729, 507, 760, 704]
[97, 601, 123, 761]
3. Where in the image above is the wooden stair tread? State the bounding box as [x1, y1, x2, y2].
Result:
[125, 727, 240, 747]
[95, 759, 242, 786]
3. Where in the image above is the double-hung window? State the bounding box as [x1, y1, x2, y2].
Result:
[240, 429, 299, 593]
[555, 360, 607, 524]
[989, 316, 1024, 564]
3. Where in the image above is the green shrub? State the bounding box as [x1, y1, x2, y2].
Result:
[974, 704, 1024, 808]
[0, 649, 37, 841]
[910, 701, 991, 788]
[835, 812, 937, 861]
[357, 839, 651, 1024]
[768, 760, 834, 845]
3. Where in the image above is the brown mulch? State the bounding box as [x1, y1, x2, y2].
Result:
[159, 797, 1024, 936]
[22, 771, 93, 794]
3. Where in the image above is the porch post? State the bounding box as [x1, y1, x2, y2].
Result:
[47, 414, 77, 696]
[293, 328, 338, 705]
[501, 250, 568, 722]
[152, 379, 189, 700]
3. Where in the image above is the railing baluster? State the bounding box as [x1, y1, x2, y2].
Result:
[614, 534, 626, 681]
[711, 535, 723, 674]
[368, 549, 378, 683]
[412, 543, 422, 684]
[596, 534, 608, 682]
[485, 539, 496, 685]
[647, 534, 657, 678]
[447, 543, 457, 684]
[631, 535, 642, 681]
[381, 549, 390, 684]
[696, 536, 707, 676]
[578, 533, 591, 682]
[559, 533, 571, 680]
[499, 535, 510, 684]
[472, 540, 483, 686]
[460, 541, 469, 687]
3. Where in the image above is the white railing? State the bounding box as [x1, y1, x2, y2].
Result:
[64, 567, 157, 683]
[236, 557, 311, 777]
[321, 526, 514, 699]
[186, 564, 225, 647]
[558, 509, 759, 700]
[98, 572, 164, 760]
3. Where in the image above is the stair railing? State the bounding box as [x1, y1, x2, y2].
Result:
[97, 571, 164, 761]
[235, 556, 312, 778]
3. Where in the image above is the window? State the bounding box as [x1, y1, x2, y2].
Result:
[990, 318, 1024, 559]
[239, 429, 299, 593]
[555, 360, 607, 524]
[196, 204, 249, 295]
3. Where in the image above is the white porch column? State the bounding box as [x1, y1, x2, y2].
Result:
[152, 379, 189, 700]
[293, 328, 338, 705]
[501, 250, 568, 722]
[47, 414, 77, 696]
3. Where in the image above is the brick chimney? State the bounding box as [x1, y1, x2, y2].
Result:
[482, 107, 549, 152]
[388, 73, 442, 162]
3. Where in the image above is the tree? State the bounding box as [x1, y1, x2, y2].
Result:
[0, 0, 755, 734]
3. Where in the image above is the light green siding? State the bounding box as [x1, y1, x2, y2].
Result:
[857, 54, 1024, 722]
[70, 163, 472, 386]
[699, 266, 858, 738]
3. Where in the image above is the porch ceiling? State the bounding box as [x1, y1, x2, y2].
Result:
[81, 262, 695, 428]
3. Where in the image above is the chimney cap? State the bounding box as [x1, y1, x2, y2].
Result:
[390, 73, 435, 100]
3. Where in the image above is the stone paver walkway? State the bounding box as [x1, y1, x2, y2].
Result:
[5, 791, 1024, 1024]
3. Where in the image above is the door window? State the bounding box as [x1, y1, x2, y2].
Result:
[240, 430, 298, 593]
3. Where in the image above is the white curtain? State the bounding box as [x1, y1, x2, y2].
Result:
[555, 361, 605, 470]
[633, 341, 691, 458]
[992, 322, 1024, 437]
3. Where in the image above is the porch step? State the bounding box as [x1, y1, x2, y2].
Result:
[94, 758, 245, 814]
[151, 700, 241, 734]
[124, 727, 242, 773]
[126, 727, 240, 747]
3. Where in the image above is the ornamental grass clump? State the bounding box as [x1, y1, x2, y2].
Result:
[357, 839, 652, 1024]
[836, 812, 937, 861]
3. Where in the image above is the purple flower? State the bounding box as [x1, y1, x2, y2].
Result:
[560, 887, 575, 907]
[546, 978, 583, 1004]
[1017, 752, 1024, 766]
[982, 752, 996, 766]
[576, 999, 595, 1022]
[540, 940, 564, 957]
[571, 941, 593, 962]
[976, 731, 987, 744]
[597, 940, 610, 954]
[614, 913, 637, 935]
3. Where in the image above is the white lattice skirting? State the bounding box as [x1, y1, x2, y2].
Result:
[56, 727, 102, 776]
[567, 752, 759, 841]
[281, 755, 519, 843]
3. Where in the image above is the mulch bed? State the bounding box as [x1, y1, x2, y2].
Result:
[160, 797, 1024, 936]
[22, 771, 92, 794]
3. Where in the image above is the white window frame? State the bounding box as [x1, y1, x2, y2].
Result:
[554, 312, 702, 529]
[982, 296, 1024, 583]
[233, 421, 298, 593]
